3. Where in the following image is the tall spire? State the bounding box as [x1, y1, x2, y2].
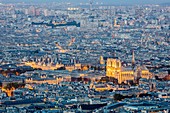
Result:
[132, 50, 135, 66]
[113, 51, 116, 58]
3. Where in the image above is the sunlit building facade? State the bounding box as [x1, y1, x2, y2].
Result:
[106, 52, 152, 84]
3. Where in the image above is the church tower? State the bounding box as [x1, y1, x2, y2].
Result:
[114, 18, 117, 27]
[99, 56, 104, 65]
[106, 58, 121, 79]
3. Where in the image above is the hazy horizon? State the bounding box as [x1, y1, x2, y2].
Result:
[0, 0, 169, 5]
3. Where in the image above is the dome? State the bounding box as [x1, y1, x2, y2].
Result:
[163, 75, 170, 81]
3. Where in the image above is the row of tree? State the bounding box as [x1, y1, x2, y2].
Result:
[114, 93, 152, 101]
[4, 82, 25, 90]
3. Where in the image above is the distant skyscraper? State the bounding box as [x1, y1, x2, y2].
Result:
[25, 9, 29, 15]
[35, 8, 40, 16]
[44, 9, 48, 16]
[89, 0, 93, 10]
[29, 6, 36, 16]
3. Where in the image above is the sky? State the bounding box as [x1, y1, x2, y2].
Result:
[0, 0, 169, 5]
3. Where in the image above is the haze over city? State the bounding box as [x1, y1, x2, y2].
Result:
[1, 0, 170, 5]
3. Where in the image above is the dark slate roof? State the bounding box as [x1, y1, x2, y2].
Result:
[103, 57, 119, 60]
[80, 103, 107, 110]
[2, 98, 44, 106]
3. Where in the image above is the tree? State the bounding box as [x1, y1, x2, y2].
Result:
[4, 82, 25, 90]
[114, 94, 134, 101]
[114, 94, 124, 101]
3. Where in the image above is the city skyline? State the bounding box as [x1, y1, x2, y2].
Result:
[1, 0, 170, 5]
[0, 1, 169, 112]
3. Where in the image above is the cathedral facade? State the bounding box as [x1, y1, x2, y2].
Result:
[105, 51, 152, 84]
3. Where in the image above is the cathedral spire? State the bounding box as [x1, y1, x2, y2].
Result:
[132, 50, 135, 66]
